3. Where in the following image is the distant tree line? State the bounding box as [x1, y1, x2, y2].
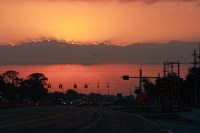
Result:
[2, 67, 199, 107]
[0, 70, 113, 103]
[0, 70, 48, 101]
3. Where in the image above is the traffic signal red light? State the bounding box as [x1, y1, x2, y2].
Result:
[59, 84, 63, 89]
[107, 83, 109, 88]
[84, 84, 88, 88]
[74, 84, 77, 89]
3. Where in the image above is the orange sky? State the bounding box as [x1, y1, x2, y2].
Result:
[0, 0, 200, 45]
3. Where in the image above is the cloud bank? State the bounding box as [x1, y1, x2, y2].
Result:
[0, 40, 198, 65]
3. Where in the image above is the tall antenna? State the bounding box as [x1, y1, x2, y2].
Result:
[178, 61, 180, 77]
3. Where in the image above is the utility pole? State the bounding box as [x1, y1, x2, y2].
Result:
[122, 68, 159, 92]
[122, 68, 162, 105]
[167, 62, 170, 75]
[191, 45, 199, 107]
[164, 61, 180, 77]
[194, 73, 198, 107]
[198, 42, 200, 68]
[178, 61, 180, 77]
[163, 62, 167, 78]
[193, 49, 197, 68]
[139, 68, 142, 91]
[170, 62, 174, 74]
[194, 43, 200, 107]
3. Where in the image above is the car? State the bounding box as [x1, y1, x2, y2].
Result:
[80, 99, 88, 106]
[71, 100, 82, 106]
[51, 99, 66, 105]
[90, 99, 100, 106]
[101, 100, 112, 106]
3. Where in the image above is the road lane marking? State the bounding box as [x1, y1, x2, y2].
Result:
[0, 106, 72, 128]
[85, 126, 90, 129]
[166, 129, 174, 133]
[84, 107, 103, 129]
[135, 114, 159, 126]
[0, 115, 11, 118]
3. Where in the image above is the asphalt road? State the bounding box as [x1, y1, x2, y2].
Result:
[0, 106, 168, 133]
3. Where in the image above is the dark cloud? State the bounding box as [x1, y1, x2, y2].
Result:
[0, 40, 198, 64]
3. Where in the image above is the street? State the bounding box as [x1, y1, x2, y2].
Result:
[0, 106, 168, 133]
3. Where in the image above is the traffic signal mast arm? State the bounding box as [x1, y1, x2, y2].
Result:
[122, 68, 160, 91]
[122, 75, 160, 80]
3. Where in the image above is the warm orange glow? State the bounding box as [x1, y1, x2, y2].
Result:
[0, 64, 189, 95]
[0, 0, 200, 44]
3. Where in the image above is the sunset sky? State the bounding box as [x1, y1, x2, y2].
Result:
[0, 0, 200, 45]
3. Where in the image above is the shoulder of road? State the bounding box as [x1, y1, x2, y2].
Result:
[112, 106, 200, 133]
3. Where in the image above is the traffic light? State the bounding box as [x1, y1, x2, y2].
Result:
[107, 83, 109, 88]
[97, 83, 99, 88]
[84, 84, 88, 88]
[122, 75, 130, 80]
[74, 84, 77, 89]
[59, 84, 63, 89]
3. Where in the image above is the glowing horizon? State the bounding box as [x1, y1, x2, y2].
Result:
[1, 0, 200, 45]
[0, 64, 189, 95]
